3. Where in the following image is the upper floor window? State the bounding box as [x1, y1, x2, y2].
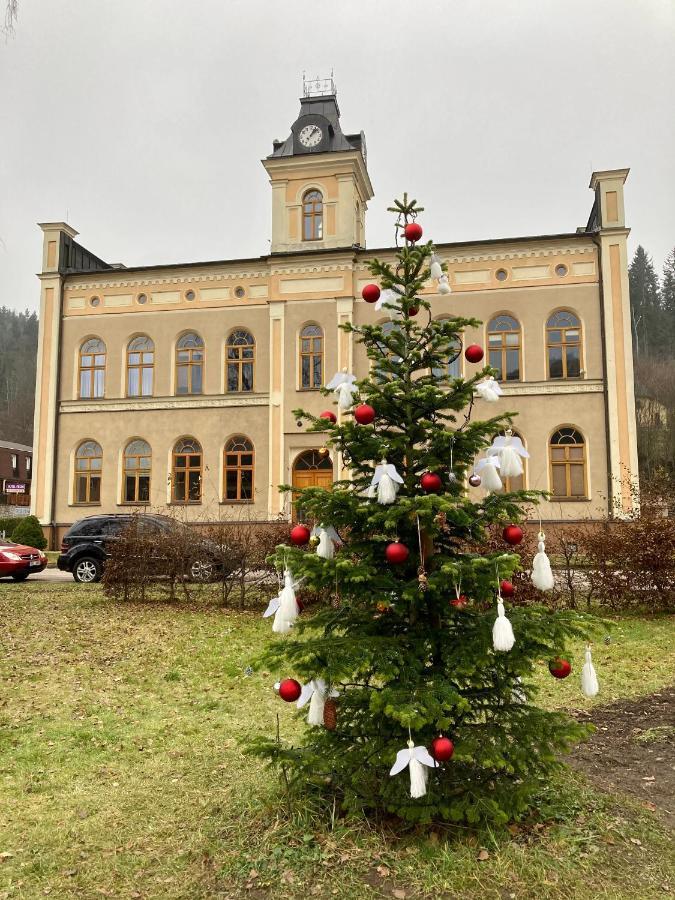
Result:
[432, 319, 462, 379]
[123, 439, 152, 503]
[26, 456, 32, 479]
[127, 336, 155, 397]
[303, 190, 323, 241]
[176, 332, 204, 395]
[172, 438, 202, 503]
[11, 454, 18, 477]
[74, 440, 102, 504]
[79, 338, 106, 398]
[547, 310, 582, 379]
[550, 427, 586, 499]
[487, 315, 521, 381]
[226, 330, 255, 392]
[224, 436, 254, 502]
[299, 324, 323, 390]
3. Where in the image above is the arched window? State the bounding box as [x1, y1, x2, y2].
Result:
[378, 320, 403, 365]
[176, 332, 204, 395]
[550, 428, 587, 499]
[123, 439, 151, 503]
[432, 319, 462, 379]
[303, 190, 323, 241]
[224, 436, 254, 501]
[79, 338, 106, 398]
[226, 330, 255, 392]
[547, 310, 582, 379]
[127, 336, 154, 397]
[487, 315, 521, 381]
[172, 438, 202, 503]
[74, 440, 102, 504]
[299, 324, 323, 390]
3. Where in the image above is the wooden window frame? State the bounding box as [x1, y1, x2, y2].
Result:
[73, 441, 103, 505]
[126, 336, 155, 398]
[175, 333, 205, 396]
[223, 436, 254, 503]
[78, 339, 106, 399]
[171, 439, 203, 504]
[549, 428, 587, 500]
[298, 324, 324, 391]
[226, 330, 255, 393]
[487, 315, 521, 382]
[122, 440, 152, 505]
[546, 310, 583, 380]
[302, 190, 323, 242]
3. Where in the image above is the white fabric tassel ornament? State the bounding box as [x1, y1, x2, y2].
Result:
[475, 457, 503, 493]
[370, 460, 404, 505]
[313, 524, 341, 560]
[430, 254, 443, 280]
[581, 646, 599, 698]
[474, 376, 503, 403]
[297, 679, 339, 725]
[531, 532, 555, 591]
[498, 444, 523, 478]
[389, 740, 437, 799]
[438, 275, 452, 295]
[272, 569, 299, 634]
[493, 598, 515, 652]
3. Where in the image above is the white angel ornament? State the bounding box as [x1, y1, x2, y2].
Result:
[311, 524, 342, 560]
[474, 456, 503, 493]
[375, 287, 404, 318]
[474, 376, 503, 403]
[297, 678, 339, 725]
[487, 430, 529, 478]
[368, 460, 404, 505]
[325, 368, 358, 411]
[389, 739, 438, 798]
[262, 569, 302, 634]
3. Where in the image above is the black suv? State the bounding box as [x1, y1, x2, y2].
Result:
[57, 514, 226, 584]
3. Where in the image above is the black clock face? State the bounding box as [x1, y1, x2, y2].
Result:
[298, 124, 323, 148]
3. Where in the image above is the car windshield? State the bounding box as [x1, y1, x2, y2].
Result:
[0, 539, 18, 548]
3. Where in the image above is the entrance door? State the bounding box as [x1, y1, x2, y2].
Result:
[291, 450, 333, 520]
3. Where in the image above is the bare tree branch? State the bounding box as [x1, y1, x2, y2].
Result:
[3, 0, 18, 35]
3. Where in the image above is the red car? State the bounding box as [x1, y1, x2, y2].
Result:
[0, 539, 48, 581]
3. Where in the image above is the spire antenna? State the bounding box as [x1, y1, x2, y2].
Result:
[303, 71, 336, 98]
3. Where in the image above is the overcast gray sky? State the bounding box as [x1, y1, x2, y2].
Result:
[1, 0, 673, 313]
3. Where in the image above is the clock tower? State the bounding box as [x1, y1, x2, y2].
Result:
[262, 76, 373, 254]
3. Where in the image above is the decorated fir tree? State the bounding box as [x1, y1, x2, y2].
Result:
[252, 196, 597, 824]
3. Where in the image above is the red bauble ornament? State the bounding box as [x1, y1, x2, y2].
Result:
[464, 344, 484, 363]
[500, 580, 515, 598]
[450, 595, 468, 610]
[362, 283, 381, 303]
[320, 410, 337, 424]
[354, 404, 375, 425]
[502, 524, 524, 546]
[295, 595, 305, 613]
[404, 222, 423, 243]
[548, 657, 572, 679]
[408, 306, 419, 317]
[430, 736, 455, 762]
[278, 678, 302, 702]
[385, 541, 409, 565]
[420, 472, 442, 493]
[468, 473, 482, 487]
[290, 524, 311, 546]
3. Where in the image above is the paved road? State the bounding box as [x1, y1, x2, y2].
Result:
[0, 568, 74, 585]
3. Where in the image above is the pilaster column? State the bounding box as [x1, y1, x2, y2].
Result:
[268, 301, 286, 517]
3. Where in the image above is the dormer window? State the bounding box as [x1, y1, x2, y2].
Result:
[303, 190, 323, 241]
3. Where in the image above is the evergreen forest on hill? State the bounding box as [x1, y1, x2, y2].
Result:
[0, 246, 672, 479]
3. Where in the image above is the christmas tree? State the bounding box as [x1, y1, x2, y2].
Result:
[251, 196, 595, 824]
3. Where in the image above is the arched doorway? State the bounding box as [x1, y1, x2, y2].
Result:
[291, 449, 333, 520]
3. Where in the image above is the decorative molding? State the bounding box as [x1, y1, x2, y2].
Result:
[355, 244, 596, 270]
[64, 269, 269, 291]
[60, 395, 271, 414]
[500, 381, 603, 397]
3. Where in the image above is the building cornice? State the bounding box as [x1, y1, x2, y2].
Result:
[59, 395, 271, 414]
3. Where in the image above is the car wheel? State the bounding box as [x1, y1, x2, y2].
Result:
[189, 559, 215, 583]
[11, 572, 29, 582]
[73, 556, 102, 583]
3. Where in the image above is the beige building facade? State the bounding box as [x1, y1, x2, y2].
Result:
[32, 88, 638, 546]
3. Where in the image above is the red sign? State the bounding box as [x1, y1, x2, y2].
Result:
[3, 481, 26, 493]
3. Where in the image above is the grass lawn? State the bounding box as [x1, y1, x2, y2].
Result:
[0, 583, 673, 899]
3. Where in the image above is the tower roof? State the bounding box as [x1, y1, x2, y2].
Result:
[268, 93, 366, 160]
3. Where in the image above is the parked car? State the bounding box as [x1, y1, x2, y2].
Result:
[0, 538, 48, 581]
[57, 514, 229, 584]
